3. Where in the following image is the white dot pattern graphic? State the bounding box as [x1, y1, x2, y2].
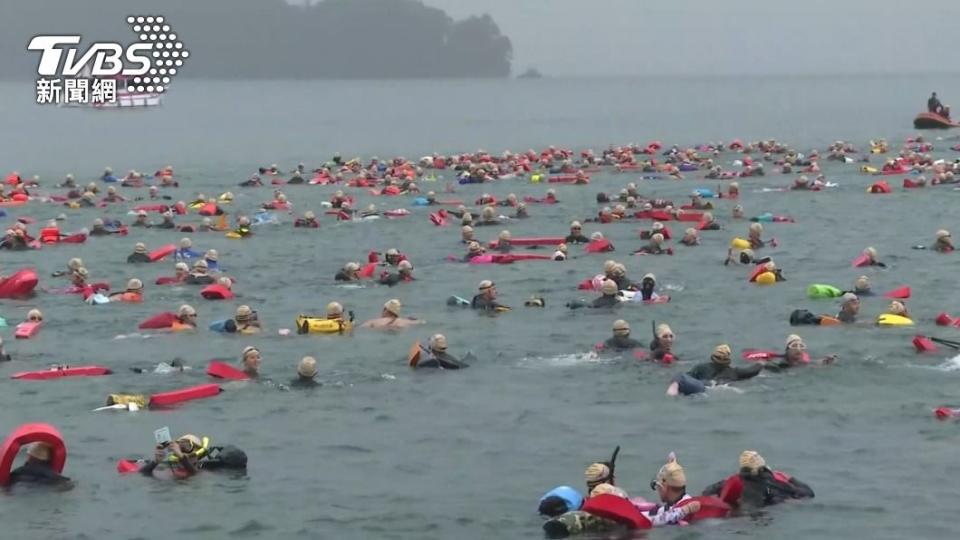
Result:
[126, 14, 189, 93]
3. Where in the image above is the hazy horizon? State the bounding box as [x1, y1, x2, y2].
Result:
[419, 0, 960, 77]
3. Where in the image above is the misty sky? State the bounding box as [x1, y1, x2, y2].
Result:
[418, 0, 960, 76]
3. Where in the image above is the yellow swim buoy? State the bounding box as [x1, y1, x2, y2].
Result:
[876, 314, 913, 326]
[530, 173, 542, 183]
[730, 237, 751, 250]
[295, 315, 353, 334]
[755, 272, 777, 286]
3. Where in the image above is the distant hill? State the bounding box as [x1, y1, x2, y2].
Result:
[1, 0, 512, 79]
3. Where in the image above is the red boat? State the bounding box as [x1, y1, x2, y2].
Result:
[914, 112, 959, 129]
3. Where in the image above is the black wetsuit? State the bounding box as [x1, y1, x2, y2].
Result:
[198, 446, 248, 471]
[77, 199, 95, 208]
[417, 351, 467, 369]
[565, 233, 590, 244]
[140, 457, 196, 478]
[185, 274, 215, 285]
[700, 222, 721, 231]
[687, 361, 762, 383]
[703, 469, 814, 509]
[131, 221, 151, 228]
[591, 295, 619, 308]
[1, 238, 29, 250]
[495, 244, 512, 253]
[603, 335, 643, 350]
[0, 350, 10, 362]
[334, 270, 358, 282]
[471, 294, 506, 312]
[837, 310, 857, 323]
[89, 228, 110, 237]
[289, 376, 320, 388]
[611, 275, 636, 291]
[294, 218, 319, 228]
[127, 252, 151, 263]
[157, 221, 176, 230]
[8, 460, 70, 485]
[379, 273, 412, 287]
[649, 339, 671, 361]
[288, 174, 305, 185]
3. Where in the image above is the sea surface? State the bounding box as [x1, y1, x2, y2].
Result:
[1, 74, 960, 539]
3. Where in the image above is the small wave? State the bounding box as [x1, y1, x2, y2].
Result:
[516, 352, 613, 368]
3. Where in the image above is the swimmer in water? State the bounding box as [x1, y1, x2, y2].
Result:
[157, 211, 177, 229]
[700, 212, 721, 230]
[232, 216, 252, 238]
[514, 202, 529, 219]
[415, 334, 468, 369]
[225, 305, 260, 334]
[860, 246, 886, 267]
[359, 299, 424, 330]
[639, 273, 660, 300]
[294, 211, 319, 228]
[633, 233, 668, 255]
[464, 241, 485, 262]
[0, 336, 11, 362]
[650, 323, 675, 361]
[131, 210, 151, 228]
[175, 237, 201, 261]
[565, 221, 590, 244]
[646, 455, 702, 527]
[667, 344, 762, 396]
[602, 319, 643, 350]
[175, 304, 198, 329]
[8, 443, 70, 485]
[495, 230, 513, 253]
[837, 293, 860, 323]
[702, 450, 814, 510]
[471, 280, 510, 312]
[108, 278, 144, 303]
[127, 242, 151, 263]
[763, 334, 836, 372]
[732, 204, 745, 219]
[379, 260, 414, 286]
[186, 260, 214, 285]
[52, 257, 83, 278]
[933, 229, 953, 252]
[204, 250, 220, 272]
[335, 262, 362, 281]
[679, 228, 699, 246]
[552, 243, 568, 261]
[850, 275, 872, 296]
[88, 218, 110, 236]
[460, 225, 475, 244]
[290, 357, 319, 388]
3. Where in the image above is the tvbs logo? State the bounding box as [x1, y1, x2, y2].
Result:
[28, 15, 189, 104]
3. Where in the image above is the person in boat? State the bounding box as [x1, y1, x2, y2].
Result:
[861, 246, 885, 267]
[128, 242, 151, 263]
[335, 262, 362, 281]
[460, 225, 475, 244]
[702, 450, 814, 509]
[667, 344, 762, 396]
[416, 334, 468, 369]
[139, 434, 206, 479]
[175, 238, 202, 261]
[379, 260, 414, 286]
[8, 443, 70, 485]
[647, 455, 702, 527]
[634, 233, 669, 255]
[602, 319, 643, 350]
[185, 260, 215, 285]
[933, 229, 953, 252]
[650, 323, 675, 361]
[289, 356, 319, 388]
[679, 228, 699, 246]
[837, 293, 860, 323]
[294, 211, 319, 228]
[108, 278, 144, 303]
[156, 211, 176, 230]
[360, 299, 423, 330]
[764, 334, 836, 372]
[471, 280, 509, 312]
[131, 210, 151, 228]
[929, 92, 947, 117]
[565, 221, 590, 244]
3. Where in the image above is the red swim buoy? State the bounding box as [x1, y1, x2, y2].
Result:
[676, 496, 731, 521]
[149, 383, 222, 407]
[200, 284, 234, 300]
[12, 365, 112, 380]
[138, 312, 178, 330]
[149, 244, 176, 262]
[0, 423, 67, 486]
[206, 361, 249, 381]
[0, 269, 39, 299]
[581, 494, 652, 529]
